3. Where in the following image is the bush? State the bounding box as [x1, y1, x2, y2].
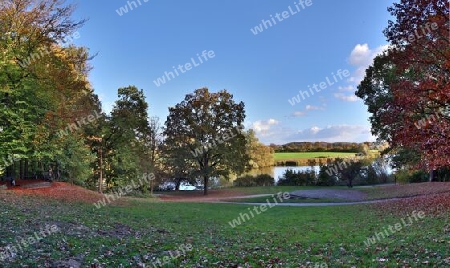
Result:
[285, 161, 298, 166]
[408, 170, 429, 183]
[317, 165, 336, 186]
[234, 175, 255, 187]
[234, 174, 274, 187]
[254, 174, 275, 186]
[277, 169, 316, 186]
[366, 166, 382, 185]
[435, 167, 450, 182]
[395, 169, 428, 183]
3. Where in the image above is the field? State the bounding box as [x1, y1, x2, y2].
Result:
[0, 183, 449, 267]
[274, 152, 357, 161]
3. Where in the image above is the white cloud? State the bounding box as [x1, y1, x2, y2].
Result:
[252, 119, 280, 136]
[338, 85, 355, 92]
[287, 125, 373, 143]
[333, 44, 388, 102]
[292, 111, 306, 117]
[310, 126, 320, 134]
[347, 43, 388, 84]
[251, 121, 376, 144]
[334, 93, 359, 102]
[305, 105, 324, 111]
[349, 44, 372, 66]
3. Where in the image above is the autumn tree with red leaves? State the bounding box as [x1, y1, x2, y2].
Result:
[357, 0, 449, 175]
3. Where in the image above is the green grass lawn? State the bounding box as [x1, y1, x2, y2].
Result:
[0, 191, 448, 267]
[274, 152, 357, 161]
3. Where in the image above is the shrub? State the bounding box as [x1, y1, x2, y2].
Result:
[395, 169, 428, 183]
[409, 170, 429, 183]
[366, 165, 382, 185]
[234, 175, 255, 187]
[277, 169, 316, 186]
[317, 165, 336, 186]
[234, 174, 274, 187]
[435, 167, 450, 182]
[254, 174, 275, 186]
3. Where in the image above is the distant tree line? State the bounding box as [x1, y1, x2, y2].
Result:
[270, 142, 376, 153]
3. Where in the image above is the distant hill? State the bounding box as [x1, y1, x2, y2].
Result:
[269, 141, 377, 153]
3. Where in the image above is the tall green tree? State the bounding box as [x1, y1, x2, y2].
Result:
[106, 86, 151, 189]
[0, 0, 98, 181]
[163, 88, 249, 195]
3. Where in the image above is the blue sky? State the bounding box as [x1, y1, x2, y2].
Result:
[69, 0, 394, 144]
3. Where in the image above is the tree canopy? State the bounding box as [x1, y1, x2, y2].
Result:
[356, 0, 449, 172]
[163, 88, 249, 195]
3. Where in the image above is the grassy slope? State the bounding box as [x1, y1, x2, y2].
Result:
[0, 190, 449, 267]
[222, 183, 450, 203]
[359, 182, 450, 200]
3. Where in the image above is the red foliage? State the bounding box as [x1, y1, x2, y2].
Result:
[374, 190, 450, 216]
[383, 0, 450, 170]
[6, 181, 104, 204]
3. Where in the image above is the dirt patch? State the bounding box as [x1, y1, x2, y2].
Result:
[289, 189, 367, 201]
[52, 258, 83, 268]
[97, 223, 134, 238]
[1, 179, 44, 189]
[20, 181, 52, 189]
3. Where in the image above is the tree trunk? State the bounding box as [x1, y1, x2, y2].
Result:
[24, 160, 28, 179]
[98, 146, 103, 193]
[429, 170, 434, 182]
[150, 176, 154, 195]
[19, 159, 23, 180]
[175, 179, 181, 191]
[203, 175, 208, 195]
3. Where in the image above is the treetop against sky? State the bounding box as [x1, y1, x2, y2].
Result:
[70, 0, 394, 144]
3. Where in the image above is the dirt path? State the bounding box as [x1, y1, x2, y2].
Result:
[158, 192, 272, 202]
[219, 200, 386, 206]
[289, 189, 367, 201]
[158, 188, 425, 207]
[159, 188, 369, 203]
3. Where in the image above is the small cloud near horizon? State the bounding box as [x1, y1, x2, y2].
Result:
[253, 123, 376, 144]
[291, 111, 307, 117]
[305, 105, 324, 111]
